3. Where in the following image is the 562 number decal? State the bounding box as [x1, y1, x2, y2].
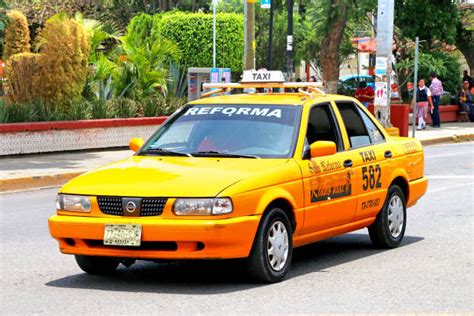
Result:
[362, 165, 382, 190]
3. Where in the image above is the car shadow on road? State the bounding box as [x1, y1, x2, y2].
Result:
[45, 233, 423, 294]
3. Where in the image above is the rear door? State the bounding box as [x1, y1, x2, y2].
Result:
[333, 101, 395, 221]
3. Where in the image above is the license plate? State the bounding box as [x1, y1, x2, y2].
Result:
[104, 224, 142, 247]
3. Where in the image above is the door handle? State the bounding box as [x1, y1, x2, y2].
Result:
[343, 159, 353, 168]
[384, 150, 393, 158]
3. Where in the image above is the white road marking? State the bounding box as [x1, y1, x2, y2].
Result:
[427, 175, 474, 179]
[427, 151, 472, 159]
[427, 182, 474, 194]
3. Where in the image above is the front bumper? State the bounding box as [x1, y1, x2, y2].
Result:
[49, 215, 260, 259]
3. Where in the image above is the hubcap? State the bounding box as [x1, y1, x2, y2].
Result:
[267, 221, 289, 271]
[387, 195, 404, 238]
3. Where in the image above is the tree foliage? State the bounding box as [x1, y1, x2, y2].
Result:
[35, 13, 91, 106]
[456, 2, 474, 74]
[2, 10, 30, 59]
[395, 0, 459, 47]
[131, 12, 244, 71]
[301, 0, 375, 91]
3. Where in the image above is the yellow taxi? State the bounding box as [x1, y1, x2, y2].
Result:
[49, 71, 428, 283]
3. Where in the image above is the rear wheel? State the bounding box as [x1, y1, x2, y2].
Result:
[75, 255, 119, 275]
[248, 208, 293, 283]
[368, 185, 407, 248]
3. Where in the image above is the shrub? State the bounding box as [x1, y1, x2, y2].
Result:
[141, 97, 158, 117]
[138, 12, 244, 71]
[125, 13, 154, 47]
[107, 97, 139, 118]
[0, 102, 36, 123]
[156, 97, 186, 116]
[64, 99, 92, 120]
[4, 53, 40, 104]
[90, 99, 114, 119]
[3, 10, 30, 60]
[35, 13, 91, 107]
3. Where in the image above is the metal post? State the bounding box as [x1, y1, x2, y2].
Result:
[212, 0, 217, 68]
[244, 0, 256, 70]
[287, 0, 293, 80]
[267, 0, 274, 69]
[411, 37, 419, 138]
[375, 0, 395, 127]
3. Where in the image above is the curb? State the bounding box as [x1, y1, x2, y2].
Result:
[420, 133, 474, 146]
[0, 172, 83, 193]
[1, 133, 473, 193]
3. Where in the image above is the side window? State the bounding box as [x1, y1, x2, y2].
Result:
[359, 109, 385, 143]
[335, 102, 371, 148]
[304, 103, 341, 155]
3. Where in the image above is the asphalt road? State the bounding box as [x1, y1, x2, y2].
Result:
[1, 142, 473, 314]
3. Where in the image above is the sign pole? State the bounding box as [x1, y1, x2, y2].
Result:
[212, 0, 217, 68]
[287, 0, 293, 80]
[411, 37, 419, 138]
[244, 0, 256, 70]
[375, 0, 395, 128]
[267, 0, 274, 69]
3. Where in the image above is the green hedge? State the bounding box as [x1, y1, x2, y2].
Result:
[128, 12, 244, 72]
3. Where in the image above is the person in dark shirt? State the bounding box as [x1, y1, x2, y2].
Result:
[411, 79, 434, 130]
[463, 71, 473, 90]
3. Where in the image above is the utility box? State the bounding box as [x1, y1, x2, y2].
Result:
[187, 68, 212, 102]
[187, 67, 231, 101]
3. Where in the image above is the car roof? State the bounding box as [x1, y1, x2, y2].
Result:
[189, 93, 357, 107]
[339, 74, 373, 81]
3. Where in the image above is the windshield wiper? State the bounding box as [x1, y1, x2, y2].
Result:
[141, 148, 192, 157]
[189, 151, 260, 159]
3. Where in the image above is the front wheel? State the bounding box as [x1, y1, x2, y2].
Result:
[75, 255, 119, 275]
[368, 185, 407, 248]
[248, 208, 293, 283]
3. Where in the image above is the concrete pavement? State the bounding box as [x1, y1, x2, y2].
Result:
[1, 122, 473, 192]
[1, 142, 473, 314]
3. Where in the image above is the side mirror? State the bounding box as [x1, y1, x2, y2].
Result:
[310, 141, 337, 158]
[129, 137, 145, 152]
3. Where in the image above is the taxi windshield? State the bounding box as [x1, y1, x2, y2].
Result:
[139, 104, 301, 158]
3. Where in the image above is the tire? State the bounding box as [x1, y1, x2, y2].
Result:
[75, 255, 119, 275]
[368, 185, 407, 248]
[248, 207, 293, 283]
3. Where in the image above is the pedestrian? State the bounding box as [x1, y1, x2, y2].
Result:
[462, 70, 472, 90]
[429, 73, 444, 128]
[458, 81, 473, 121]
[411, 79, 434, 130]
[355, 81, 374, 108]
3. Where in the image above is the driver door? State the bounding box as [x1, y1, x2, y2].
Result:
[297, 103, 357, 234]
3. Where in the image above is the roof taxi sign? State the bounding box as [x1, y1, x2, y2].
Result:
[241, 70, 285, 83]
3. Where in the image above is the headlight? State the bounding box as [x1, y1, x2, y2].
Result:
[56, 194, 92, 213]
[173, 198, 233, 216]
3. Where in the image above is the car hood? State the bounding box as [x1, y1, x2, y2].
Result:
[60, 156, 291, 197]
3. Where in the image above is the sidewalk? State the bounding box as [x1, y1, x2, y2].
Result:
[1, 122, 473, 192]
